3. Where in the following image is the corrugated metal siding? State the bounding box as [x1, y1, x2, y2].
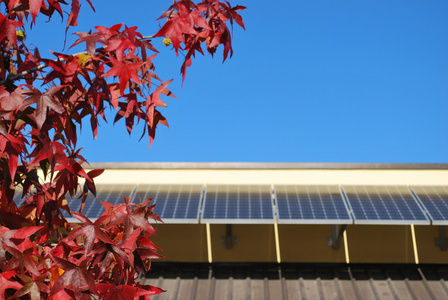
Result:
[140, 264, 448, 300]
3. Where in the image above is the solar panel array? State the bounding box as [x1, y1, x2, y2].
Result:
[201, 185, 274, 224]
[275, 185, 352, 224]
[12, 184, 448, 225]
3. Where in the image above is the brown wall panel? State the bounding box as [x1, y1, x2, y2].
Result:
[415, 226, 448, 264]
[278, 225, 346, 263]
[210, 224, 277, 263]
[151, 224, 208, 262]
[346, 225, 415, 263]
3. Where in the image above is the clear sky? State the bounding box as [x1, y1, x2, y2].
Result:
[29, 1, 448, 163]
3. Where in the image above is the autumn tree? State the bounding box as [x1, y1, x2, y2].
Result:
[0, 1, 245, 299]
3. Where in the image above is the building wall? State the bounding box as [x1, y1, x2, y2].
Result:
[87, 164, 448, 264]
[152, 223, 448, 263]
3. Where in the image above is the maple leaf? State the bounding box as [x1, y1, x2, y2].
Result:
[19, 85, 65, 130]
[80, 168, 105, 206]
[3, 245, 41, 277]
[66, 0, 95, 28]
[147, 110, 169, 147]
[0, 12, 24, 49]
[105, 36, 133, 62]
[0, 228, 20, 263]
[50, 255, 99, 299]
[94, 23, 123, 39]
[0, 85, 31, 121]
[106, 197, 156, 239]
[45, 0, 64, 18]
[145, 79, 176, 126]
[70, 31, 108, 56]
[64, 212, 115, 255]
[43, 53, 84, 88]
[11, 280, 42, 300]
[154, 2, 199, 54]
[27, 139, 74, 178]
[29, 0, 43, 24]
[104, 56, 144, 95]
[0, 271, 23, 300]
[114, 94, 146, 134]
[96, 283, 164, 300]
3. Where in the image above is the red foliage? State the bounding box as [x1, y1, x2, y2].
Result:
[0, 0, 244, 299]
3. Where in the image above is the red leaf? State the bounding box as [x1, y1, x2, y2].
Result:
[64, 0, 81, 46]
[27, 140, 74, 177]
[65, 0, 95, 45]
[29, 0, 43, 23]
[64, 212, 115, 255]
[0, 13, 24, 49]
[114, 94, 146, 134]
[20, 85, 65, 130]
[147, 110, 168, 147]
[145, 79, 175, 127]
[104, 56, 144, 95]
[88, 168, 104, 178]
[50, 255, 99, 299]
[13, 225, 43, 239]
[0, 272, 23, 300]
[70, 32, 108, 56]
[67, 0, 80, 27]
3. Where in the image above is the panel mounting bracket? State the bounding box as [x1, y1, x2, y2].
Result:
[328, 224, 347, 250]
[221, 224, 237, 249]
[434, 226, 448, 251]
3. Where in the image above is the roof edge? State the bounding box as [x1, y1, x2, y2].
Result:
[85, 162, 448, 170]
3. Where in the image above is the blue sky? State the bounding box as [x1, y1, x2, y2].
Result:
[29, 1, 448, 163]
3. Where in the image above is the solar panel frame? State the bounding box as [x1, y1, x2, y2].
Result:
[200, 184, 275, 224]
[274, 185, 353, 224]
[136, 184, 203, 224]
[410, 186, 448, 225]
[342, 185, 430, 225]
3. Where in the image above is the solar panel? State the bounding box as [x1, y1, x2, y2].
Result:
[201, 185, 274, 224]
[64, 184, 136, 222]
[343, 186, 430, 225]
[12, 186, 26, 207]
[274, 185, 352, 224]
[136, 184, 203, 224]
[410, 186, 448, 225]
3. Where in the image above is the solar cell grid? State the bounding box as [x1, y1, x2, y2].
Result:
[343, 186, 429, 225]
[201, 185, 274, 224]
[137, 184, 203, 223]
[275, 185, 352, 224]
[411, 186, 448, 225]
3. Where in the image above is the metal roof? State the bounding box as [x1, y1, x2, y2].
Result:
[140, 263, 448, 300]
